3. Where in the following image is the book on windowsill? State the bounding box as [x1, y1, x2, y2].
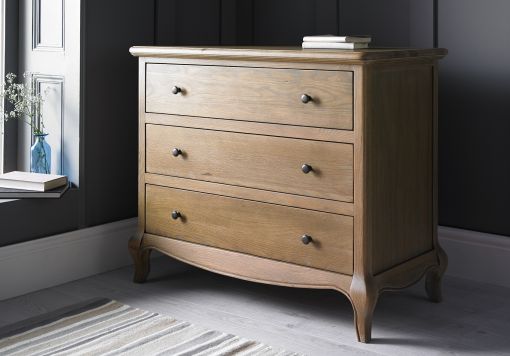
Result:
[0, 182, 70, 199]
[302, 35, 372, 43]
[302, 42, 369, 50]
[0, 171, 68, 192]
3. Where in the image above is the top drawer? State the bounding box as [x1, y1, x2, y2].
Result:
[145, 64, 353, 130]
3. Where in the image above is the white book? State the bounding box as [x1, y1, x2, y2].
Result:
[302, 42, 369, 50]
[302, 35, 372, 43]
[0, 171, 68, 192]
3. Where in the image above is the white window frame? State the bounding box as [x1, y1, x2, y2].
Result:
[0, 0, 5, 174]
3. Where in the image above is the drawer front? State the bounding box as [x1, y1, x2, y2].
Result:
[146, 125, 353, 202]
[146, 64, 353, 130]
[145, 185, 353, 274]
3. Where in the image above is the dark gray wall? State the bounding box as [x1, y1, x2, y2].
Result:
[0, 192, 80, 245]
[438, 0, 510, 236]
[156, 0, 220, 45]
[82, 0, 154, 226]
[155, 0, 414, 47]
[409, 0, 434, 48]
[340, 0, 411, 46]
[3, 0, 19, 173]
[2, 0, 508, 247]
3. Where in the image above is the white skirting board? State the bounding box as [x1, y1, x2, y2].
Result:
[0, 218, 138, 301]
[438, 226, 510, 288]
[0, 220, 509, 301]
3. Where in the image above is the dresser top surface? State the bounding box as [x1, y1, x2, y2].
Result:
[130, 46, 447, 63]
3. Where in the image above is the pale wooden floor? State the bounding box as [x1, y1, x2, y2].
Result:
[1, 257, 509, 356]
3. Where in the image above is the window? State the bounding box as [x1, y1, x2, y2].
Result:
[0, 0, 5, 174]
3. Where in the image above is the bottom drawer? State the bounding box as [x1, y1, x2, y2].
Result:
[145, 184, 353, 274]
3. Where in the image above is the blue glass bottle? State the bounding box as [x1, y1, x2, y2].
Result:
[31, 133, 51, 174]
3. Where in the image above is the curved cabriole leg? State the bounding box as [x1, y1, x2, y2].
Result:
[128, 235, 151, 283]
[350, 278, 379, 343]
[425, 247, 448, 302]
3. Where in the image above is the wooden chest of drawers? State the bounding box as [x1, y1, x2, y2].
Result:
[129, 46, 447, 343]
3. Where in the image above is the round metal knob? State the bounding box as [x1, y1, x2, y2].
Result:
[171, 211, 181, 220]
[171, 86, 182, 95]
[301, 94, 312, 104]
[301, 234, 313, 245]
[301, 164, 313, 174]
[172, 148, 182, 157]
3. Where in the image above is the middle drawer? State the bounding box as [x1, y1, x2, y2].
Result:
[146, 124, 353, 202]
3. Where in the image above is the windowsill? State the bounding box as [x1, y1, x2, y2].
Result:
[0, 183, 73, 200]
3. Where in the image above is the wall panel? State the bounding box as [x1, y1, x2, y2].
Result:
[32, 0, 64, 50]
[220, 0, 253, 45]
[156, 0, 220, 45]
[409, 0, 434, 47]
[339, 0, 410, 46]
[83, 0, 154, 226]
[438, 0, 510, 236]
[252, 0, 331, 45]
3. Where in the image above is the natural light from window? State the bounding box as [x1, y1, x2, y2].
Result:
[0, 0, 5, 174]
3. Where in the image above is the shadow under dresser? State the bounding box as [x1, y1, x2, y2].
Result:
[129, 46, 448, 343]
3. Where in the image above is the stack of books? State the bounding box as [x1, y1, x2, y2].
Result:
[0, 171, 69, 198]
[302, 35, 372, 50]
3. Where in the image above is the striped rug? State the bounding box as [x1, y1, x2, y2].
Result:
[0, 298, 299, 355]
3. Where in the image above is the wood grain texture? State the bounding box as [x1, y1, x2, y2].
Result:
[374, 250, 438, 291]
[131, 58, 149, 284]
[146, 113, 355, 143]
[142, 234, 352, 294]
[145, 185, 354, 274]
[146, 63, 353, 130]
[426, 63, 448, 303]
[128, 234, 151, 283]
[349, 64, 378, 343]
[145, 124, 354, 202]
[138, 59, 147, 227]
[132, 56, 361, 71]
[130, 46, 448, 63]
[145, 173, 354, 216]
[365, 64, 435, 274]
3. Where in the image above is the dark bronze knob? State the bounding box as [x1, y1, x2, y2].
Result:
[171, 86, 182, 95]
[172, 148, 182, 157]
[301, 94, 312, 104]
[301, 234, 313, 245]
[301, 164, 313, 174]
[171, 211, 181, 220]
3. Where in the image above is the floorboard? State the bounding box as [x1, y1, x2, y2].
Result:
[1, 257, 509, 355]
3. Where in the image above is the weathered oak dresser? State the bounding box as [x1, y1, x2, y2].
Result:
[129, 46, 447, 343]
